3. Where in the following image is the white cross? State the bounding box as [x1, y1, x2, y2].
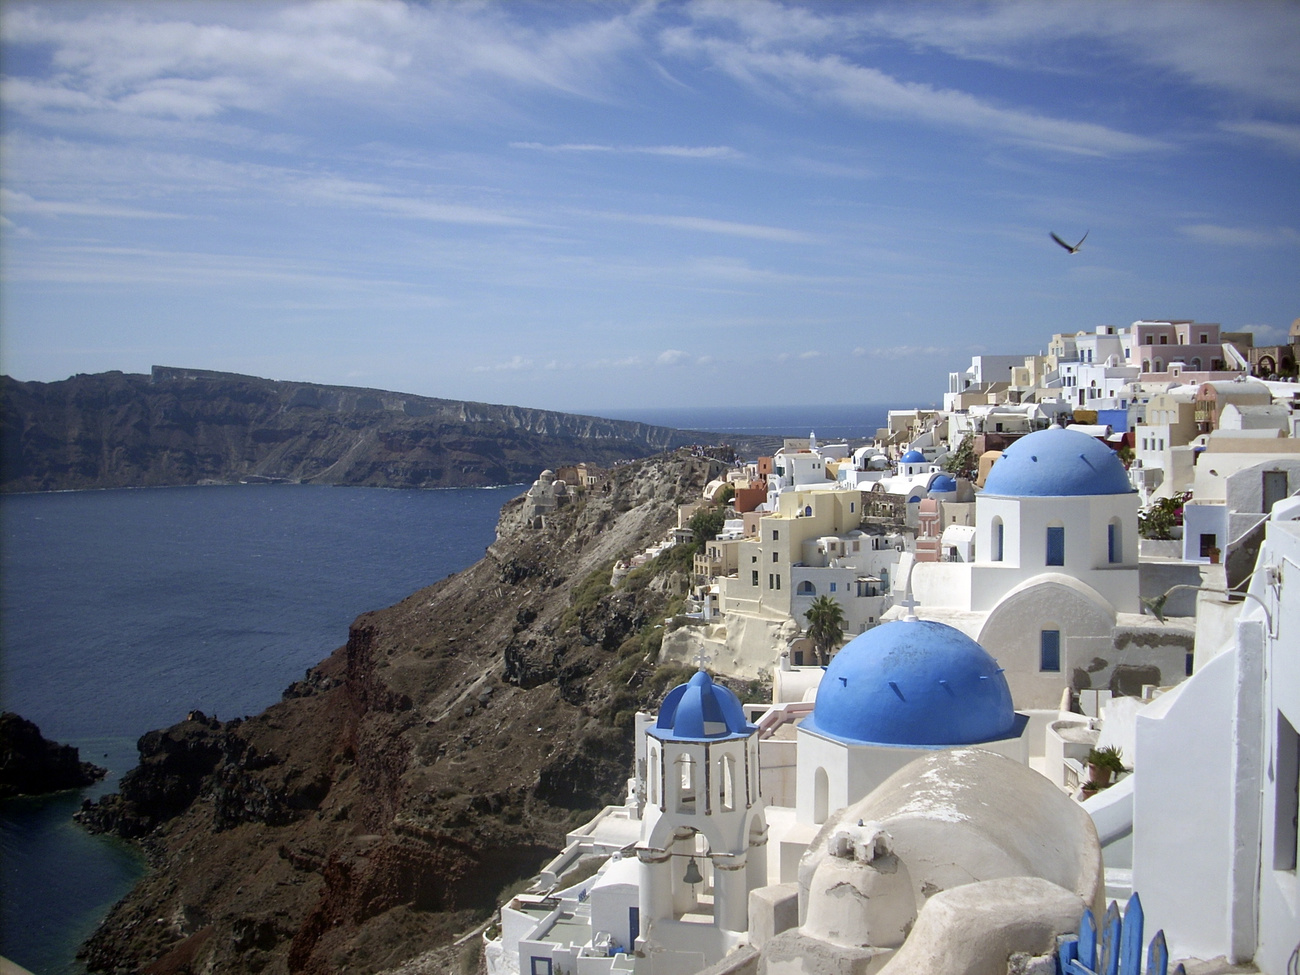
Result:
[693, 648, 712, 671]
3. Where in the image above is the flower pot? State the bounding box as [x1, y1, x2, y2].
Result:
[1088, 764, 1113, 787]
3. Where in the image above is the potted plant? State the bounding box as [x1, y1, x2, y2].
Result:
[1086, 745, 1124, 787]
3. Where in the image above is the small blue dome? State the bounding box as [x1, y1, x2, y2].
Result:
[803, 620, 1018, 746]
[928, 474, 957, 494]
[652, 671, 753, 741]
[900, 449, 926, 464]
[983, 427, 1132, 497]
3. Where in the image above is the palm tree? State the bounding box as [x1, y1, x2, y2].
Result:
[804, 595, 846, 666]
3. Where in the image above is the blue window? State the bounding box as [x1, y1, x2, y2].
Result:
[1041, 630, 1061, 672]
[1046, 526, 1065, 566]
[993, 520, 1004, 562]
[1108, 523, 1120, 563]
[829, 582, 837, 593]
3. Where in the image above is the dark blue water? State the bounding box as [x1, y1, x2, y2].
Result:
[0, 484, 517, 975]
[597, 404, 896, 444]
[0, 404, 882, 973]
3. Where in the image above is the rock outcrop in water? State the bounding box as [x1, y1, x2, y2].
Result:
[0, 712, 106, 799]
[0, 366, 716, 492]
[75, 449, 744, 974]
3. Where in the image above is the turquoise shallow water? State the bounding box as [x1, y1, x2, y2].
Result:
[0, 484, 518, 974]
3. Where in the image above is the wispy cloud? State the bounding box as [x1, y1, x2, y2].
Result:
[1221, 120, 1300, 156]
[473, 355, 533, 373]
[1181, 223, 1299, 247]
[665, 4, 1167, 156]
[0, 188, 181, 220]
[511, 141, 740, 159]
[854, 345, 950, 360]
[611, 213, 815, 244]
[657, 349, 690, 365]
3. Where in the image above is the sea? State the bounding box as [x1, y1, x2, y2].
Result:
[0, 404, 895, 974]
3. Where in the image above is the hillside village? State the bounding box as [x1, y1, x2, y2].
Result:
[490, 319, 1300, 975]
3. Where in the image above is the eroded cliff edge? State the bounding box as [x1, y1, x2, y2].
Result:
[76, 450, 732, 974]
[1, 367, 712, 492]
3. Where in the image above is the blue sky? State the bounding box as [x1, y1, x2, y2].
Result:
[2, 1, 1298, 414]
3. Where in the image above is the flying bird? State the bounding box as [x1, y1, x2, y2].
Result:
[1050, 230, 1089, 254]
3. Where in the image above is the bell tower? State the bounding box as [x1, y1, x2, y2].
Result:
[637, 669, 767, 956]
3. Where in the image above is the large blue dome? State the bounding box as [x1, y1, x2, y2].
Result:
[651, 670, 753, 741]
[803, 620, 1019, 746]
[982, 427, 1132, 497]
[900, 449, 926, 464]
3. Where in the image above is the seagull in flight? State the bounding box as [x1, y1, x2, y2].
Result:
[1050, 230, 1089, 254]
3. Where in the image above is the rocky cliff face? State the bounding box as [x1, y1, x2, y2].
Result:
[75, 449, 732, 975]
[0, 367, 710, 492]
[0, 712, 106, 799]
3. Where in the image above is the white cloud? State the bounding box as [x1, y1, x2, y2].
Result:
[0, 1, 645, 131]
[511, 141, 740, 159]
[0, 188, 181, 220]
[854, 345, 949, 360]
[1221, 120, 1300, 156]
[665, 4, 1168, 156]
[619, 213, 815, 244]
[473, 355, 533, 373]
[657, 349, 690, 365]
[851, 1, 1300, 110]
[1181, 224, 1298, 247]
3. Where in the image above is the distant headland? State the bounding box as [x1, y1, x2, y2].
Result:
[0, 366, 743, 493]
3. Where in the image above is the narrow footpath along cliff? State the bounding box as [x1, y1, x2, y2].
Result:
[77, 449, 738, 975]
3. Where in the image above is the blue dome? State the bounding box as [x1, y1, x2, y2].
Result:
[803, 620, 1018, 746]
[652, 671, 753, 741]
[900, 449, 926, 464]
[982, 427, 1132, 497]
[928, 474, 957, 494]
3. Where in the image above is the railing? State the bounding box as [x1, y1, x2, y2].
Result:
[1057, 893, 1184, 975]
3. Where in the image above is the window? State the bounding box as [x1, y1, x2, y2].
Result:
[772, 530, 779, 541]
[752, 570, 759, 587]
[775, 575, 781, 590]
[773, 552, 779, 562]
[1160, 335, 1168, 345]
[1046, 526, 1065, 566]
[677, 754, 696, 813]
[804, 505, 813, 517]
[1108, 522, 1121, 563]
[768, 574, 774, 589]
[992, 518, 1005, 562]
[1040, 630, 1061, 672]
[1146, 336, 1154, 345]
[829, 582, 837, 593]
[1200, 334, 1208, 343]
[1200, 533, 1217, 558]
[796, 580, 816, 596]
[531, 958, 554, 975]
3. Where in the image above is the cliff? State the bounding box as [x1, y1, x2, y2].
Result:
[0, 712, 107, 799]
[75, 449, 743, 974]
[0, 367, 714, 492]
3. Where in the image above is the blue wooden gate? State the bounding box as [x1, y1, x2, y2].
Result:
[1057, 893, 1185, 975]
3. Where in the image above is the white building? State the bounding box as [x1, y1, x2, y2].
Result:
[904, 426, 1190, 709]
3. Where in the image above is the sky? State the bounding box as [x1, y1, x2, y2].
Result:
[2, 1, 1298, 415]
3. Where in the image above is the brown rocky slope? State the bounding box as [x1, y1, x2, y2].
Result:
[76, 449, 734, 974]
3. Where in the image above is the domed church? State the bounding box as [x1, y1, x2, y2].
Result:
[902, 426, 1188, 709]
[792, 616, 1029, 831]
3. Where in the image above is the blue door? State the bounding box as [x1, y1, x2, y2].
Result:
[629, 906, 640, 944]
